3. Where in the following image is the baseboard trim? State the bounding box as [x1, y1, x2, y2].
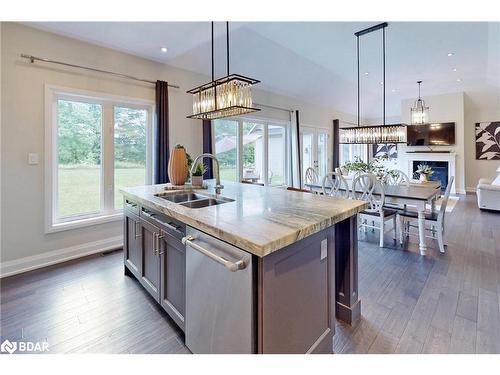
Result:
[0, 236, 123, 278]
[465, 187, 477, 193]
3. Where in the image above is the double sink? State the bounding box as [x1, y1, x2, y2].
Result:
[156, 192, 234, 209]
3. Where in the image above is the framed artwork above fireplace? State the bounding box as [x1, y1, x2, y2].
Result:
[475, 121, 500, 160]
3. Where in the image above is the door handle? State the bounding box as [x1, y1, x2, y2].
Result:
[182, 235, 246, 272]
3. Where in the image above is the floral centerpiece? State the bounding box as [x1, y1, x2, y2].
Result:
[415, 164, 434, 182]
[342, 155, 392, 181]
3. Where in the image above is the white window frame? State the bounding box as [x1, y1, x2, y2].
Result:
[44, 85, 154, 233]
[339, 143, 368, 166]
[212, 116, 290, 186]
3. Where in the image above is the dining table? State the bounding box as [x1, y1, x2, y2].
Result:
[306, 180, 441, 255]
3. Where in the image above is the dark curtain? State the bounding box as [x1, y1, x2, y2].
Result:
[296, 110, 302, 188]
[155, 81, 169, 183]
[333, 119, 340, 171]
[202, 120, 214, 179]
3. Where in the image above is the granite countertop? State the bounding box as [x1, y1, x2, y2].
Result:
[120, 181, 367, 257]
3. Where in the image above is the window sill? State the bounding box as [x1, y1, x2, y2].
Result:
[46, 212, 123, 234]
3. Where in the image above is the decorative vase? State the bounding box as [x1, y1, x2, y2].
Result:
[168, 148, 188, 186]
[191, 175, 203, 186]
[419, 173, 428, 182]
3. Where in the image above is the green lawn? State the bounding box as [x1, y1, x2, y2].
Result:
[58, 167, 145, 218]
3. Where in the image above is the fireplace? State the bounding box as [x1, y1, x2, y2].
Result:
[412, 161, 448, 192]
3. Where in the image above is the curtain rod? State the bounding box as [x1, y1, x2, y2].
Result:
[254, 102, 293, 113]
[20, 54, 180, 89]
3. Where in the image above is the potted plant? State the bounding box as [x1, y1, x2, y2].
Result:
[415, 164, 434, 182]
[191, 163, 208, 186]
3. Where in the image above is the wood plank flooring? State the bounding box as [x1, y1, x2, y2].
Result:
[1, 194, 499, 354]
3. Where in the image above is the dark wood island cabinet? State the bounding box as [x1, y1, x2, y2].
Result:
[121, 182, 366, 354]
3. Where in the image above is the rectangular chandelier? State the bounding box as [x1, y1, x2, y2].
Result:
[187, 74, 260, 120]
[339, 124, 407, 144]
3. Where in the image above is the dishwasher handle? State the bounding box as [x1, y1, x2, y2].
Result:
[182, 235, 247, 272]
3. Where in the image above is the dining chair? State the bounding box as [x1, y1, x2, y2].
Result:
[304, 167, 319, 191]
[352, 173, 397, 248]
[398, 176, 454, 253]
[383, 169, 410, 211]
[321, 172, 350, 198]
[384, 169, 410, 186]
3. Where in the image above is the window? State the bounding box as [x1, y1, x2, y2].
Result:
[339, 143, 368, 166]
[300, 127, 330, 182]
[213, 119, 238, 182]
[46, 86, 153, 232]
[242, 122, 264, 184]
[114, 106, 148, 210]
[268, 125, 286, 185]
[213, 118, 289, 186]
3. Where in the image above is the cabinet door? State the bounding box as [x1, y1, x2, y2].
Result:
[124, 212, 141, 277]
[160, 231, 186, 331]
[139, 219, 161, 301]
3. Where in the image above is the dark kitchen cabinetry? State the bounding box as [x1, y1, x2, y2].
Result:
[123, 200, 186, 331]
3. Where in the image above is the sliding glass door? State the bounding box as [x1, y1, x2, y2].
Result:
[213, 118, 289, 186]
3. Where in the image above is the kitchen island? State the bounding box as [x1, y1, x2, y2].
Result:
[120, 181, 367, 354]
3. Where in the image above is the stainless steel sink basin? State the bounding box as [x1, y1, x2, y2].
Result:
[155, 191, 234, 209]
[159, 192, 207, 203]
[179, 198, 228, 209]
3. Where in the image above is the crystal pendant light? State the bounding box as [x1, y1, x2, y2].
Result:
[410, 80, 429, 125]
[339, 23, 407, 144]
[187, 22, 260, 120]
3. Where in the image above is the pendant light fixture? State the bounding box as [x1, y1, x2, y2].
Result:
[339, 23, 407, 144]
[187, 22, 260, 120]
[410, 80, 429, 125]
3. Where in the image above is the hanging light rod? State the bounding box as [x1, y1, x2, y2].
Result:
[354, 22, 388, 37]
[187, 21, 260, 120]
[20, 54, 180, 89]
[339, 22, 407, 144]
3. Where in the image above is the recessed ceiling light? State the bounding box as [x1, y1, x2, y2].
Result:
[379, 81, 384, 85]
[457, 78, 462, 82]
[391, 89, 396, 93]
[160, 47, 168, 53]
[452, 68, 457, 72]
[364, 72, 369, 75]
[447, 52, 454, 57]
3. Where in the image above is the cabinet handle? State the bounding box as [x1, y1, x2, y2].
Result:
[153, 232, 157, 255]
[182, 235, 246, 272]
[156, 234, 165, 256]
[142, 210, 155, 219]
[134, 221, 141, 239]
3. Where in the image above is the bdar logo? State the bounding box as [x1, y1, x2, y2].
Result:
[1, 339, 17, 354]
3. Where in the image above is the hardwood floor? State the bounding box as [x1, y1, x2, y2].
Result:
[1, 194, 499, 354]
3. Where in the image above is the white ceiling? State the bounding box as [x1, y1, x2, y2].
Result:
[26, 22, 500, 119]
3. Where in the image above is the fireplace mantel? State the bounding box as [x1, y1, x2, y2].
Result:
[405, 152, 457, 194]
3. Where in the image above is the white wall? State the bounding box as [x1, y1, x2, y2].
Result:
[400, 92, 466, 193]
[1, 23, 355, 274]
[464, 87, 500, 191]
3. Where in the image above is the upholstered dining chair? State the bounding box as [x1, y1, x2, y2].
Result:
[352, 173, 397, 248]
[321, 172, 350, 198]
[304, 167, 320, 192]
[398, 176, 454, 253]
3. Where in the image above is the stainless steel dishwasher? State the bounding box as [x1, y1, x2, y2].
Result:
[183, 226, 254, 354]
